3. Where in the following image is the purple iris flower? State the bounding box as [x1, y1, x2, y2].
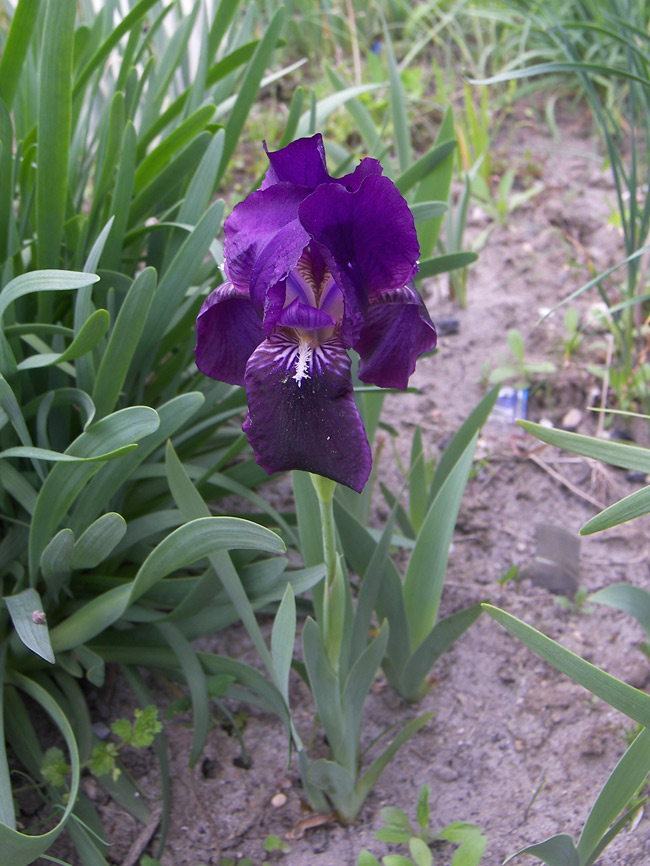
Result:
[195, 134, 436, 493]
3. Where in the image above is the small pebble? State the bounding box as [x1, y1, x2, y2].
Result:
[561, 408, 583, 430]
[92, 722, 111, 740]
[271, 793, 287, 809]
[82, 778, 100, 800]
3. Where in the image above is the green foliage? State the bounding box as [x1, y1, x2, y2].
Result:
[115, 705, 163, 749]
[485, 604, 650, 866]
[561, 306, 583, 361]
[472, 166, 543, 227]
[477, 0, 650, 411]
[335, 388, 499, 702]
[292, 472, 433, 819]
[0, 1, 321, 862]
[520, 418, 650, 533]
[263, 833, 291, 854]
[90, 741, 121, 781]
[41, 746, 72, 789]
[87, 706, 163, 782]
[291, 394, 498, 818]
[0, 0, 488, 859]
[358, 784, 486, 866]
[497, 563, 521, 587]
[488, 328, 557, 389]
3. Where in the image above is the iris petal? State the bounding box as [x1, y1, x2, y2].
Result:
[224, 183, 309, 298]
[242, 335, 372, 492]
[355, 286, 437, 389]
[299, 175, 420, 339]
[276, 299, 335, 330]
[337, 157, 383, 191]
[262, 134, 330, 189]
[195, 283, 264, 386]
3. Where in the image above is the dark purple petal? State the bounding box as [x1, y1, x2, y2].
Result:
[276, 299, 335, 330]
[261, 134, 331, 189]
[242, 335, 372, 492]
[355, 286, 437, 389]
[337, 157, 383, 191]
[224, 183, 309, 298]
[299, 175, 420, 338]
[259, 280, 287, 334]
[195, 283, 264, 386]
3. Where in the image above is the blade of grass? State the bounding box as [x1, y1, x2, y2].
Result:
[156, 622, 210, 768]
[132, 200, 223, 371]
[100, 120, 136, 270]
[0, 101, 13, 264]
[91, 268, 156, 420]
[382, 16, 410, 174]
[578, 726, 650, 863]
[0, 0, 42, 109]
[0, 647, 15, 828]
[418, 251, 478, 279]
[36, 0, 76, 269]
[217, 6, 286, 183]
[415, 107, 455, 257]
[164, 441, 275, 677]
[484, 605, 650, 727]
[73, 0, 160, 99]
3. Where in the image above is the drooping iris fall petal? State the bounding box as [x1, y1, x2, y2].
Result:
[242, 335, 372, 492]
[355, 287, 437, 390]
[195, 284, 263, 386]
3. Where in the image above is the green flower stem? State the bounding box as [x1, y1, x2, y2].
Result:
[310, 473, 337, 587]
[310, 474, 343, 669]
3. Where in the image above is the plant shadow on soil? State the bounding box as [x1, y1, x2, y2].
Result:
[42, 114, 650, 866]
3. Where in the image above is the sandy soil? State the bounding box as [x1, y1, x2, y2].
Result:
[39, 113, 650, 866]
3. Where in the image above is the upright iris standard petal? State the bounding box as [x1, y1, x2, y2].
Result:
[262, 134, 330, 189]
[224, 184, 309, 297]
[195, 284, 264, 386]
[195, 134, 436, 492]
[298, 175, 420, 336]
[337, 157, 383, 191]
[242, 335, 372, 493]
[355, 286, 437, 389]
[262, 134, 383, 193]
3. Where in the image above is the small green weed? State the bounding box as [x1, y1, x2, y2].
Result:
[555, 587, 590, 614]
[497, 563, 521, 588]
[41, 706, 162, 789]
[488, 328, 556, 389]
[357, 784, 486, 866]
[472, 167, 543, 227]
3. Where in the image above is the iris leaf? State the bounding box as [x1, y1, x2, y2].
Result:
[4, 588, 54, 663]
[92, 268, 156, 420]
[0, 672, 81, 866]
[36, 0, 75, 268]
[418, 251, 478, 279]
[16, 309, 109, 370]
[28, 406, 160, 580]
